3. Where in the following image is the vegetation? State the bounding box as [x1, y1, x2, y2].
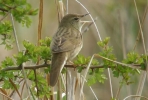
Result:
[0, 0, 147, 100]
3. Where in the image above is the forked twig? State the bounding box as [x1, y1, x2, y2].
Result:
[0, 11, 10, 22]
[133, 1, 148, 100]
[10, 12, 32, 99]
[81, 75, 98, 100]
[75, 0, 102, 41]
[10, 13, 20, 51]
[75, 1, 114, 98]
[80, 54, 95, 99]
[9, 79, 22, 99]
[123, 95, 148, 100]
[133, 5, 148, 50]
[0, 92, 13, 100]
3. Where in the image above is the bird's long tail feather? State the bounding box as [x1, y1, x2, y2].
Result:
[49, 52, 67, 86]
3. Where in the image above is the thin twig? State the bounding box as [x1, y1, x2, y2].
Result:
[37, 0, 43, 46]
[82, 17, 97, 34]
[115, 82, 123, 99]
[133, 1, 148, 100]
[33, 69, 39, 97]
[10, 13, 20, 51]
[123, 95, 148, 100]
[0, 92, 14, 100]
[10, 12, 32, 99]
[75, 0, 102, 41]
[9, 79, 22, 99]
[75, 1, 114, 97]
[80, 54, 94, 99]
[9, 78, 24, 98]
[22, 64, 32, 99]
[118, 11, 126, 59]
[0, 8, 8, 12]
[0, 11, 10, 22]
[81, 75, 98, 100]
[133, 5, 148, 50]
[66, 0, 68, 14]
[21, 81, 26, 97]
[55, 0, 60, 23]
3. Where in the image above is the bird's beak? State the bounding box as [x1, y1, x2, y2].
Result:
[79, 13, 92, 32]
[81, 13, 90, 17]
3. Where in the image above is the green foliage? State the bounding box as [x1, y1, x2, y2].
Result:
[28, 71, 51, 98]
[98, 37, 116, 67]
[74, 55, 99, 73]
[0, 0, 38, 49]
[0, 0, 38, 27]
[1, 57, 14, 68]
[0, 21, 14, 49]
[87, 69, 107, 86]
[74, 55, 107, 85]
[0, 37, 52, 97]
[97, 37, 145, 85]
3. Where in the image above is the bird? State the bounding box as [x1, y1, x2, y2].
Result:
[49, 13, 89, 86]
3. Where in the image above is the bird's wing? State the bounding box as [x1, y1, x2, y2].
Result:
[50, 28, 81, 53]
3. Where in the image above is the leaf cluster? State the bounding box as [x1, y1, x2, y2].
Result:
[97, 37, 146, 85]
[0, 37, 51, 96]
[0, 0, 38, 27]
[0, 0, 38, 49]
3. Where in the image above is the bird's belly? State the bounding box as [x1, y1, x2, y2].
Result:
[68, 43, 83, 60]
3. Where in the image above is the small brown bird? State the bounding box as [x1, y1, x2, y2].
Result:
[50, 13, 89, 86]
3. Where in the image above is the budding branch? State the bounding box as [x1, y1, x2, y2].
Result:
[1, 63, 143, 72]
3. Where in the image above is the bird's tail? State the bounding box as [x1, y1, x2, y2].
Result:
[49, 52, 67, 86]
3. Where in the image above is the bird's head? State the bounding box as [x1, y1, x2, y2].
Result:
[59, 13, 90, 32]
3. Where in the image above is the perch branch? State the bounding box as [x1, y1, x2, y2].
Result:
[1, 62, 143, 72]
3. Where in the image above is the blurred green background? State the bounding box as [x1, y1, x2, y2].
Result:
[0, 0, 148, 100]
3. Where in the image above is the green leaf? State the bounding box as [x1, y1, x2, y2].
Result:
[1, 57, 14, 68]
[14, 52, 29, 65]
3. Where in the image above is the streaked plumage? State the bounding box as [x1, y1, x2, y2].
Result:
[50, 14, 89, 86]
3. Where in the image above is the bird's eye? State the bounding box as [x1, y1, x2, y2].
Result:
[74, 17, 79, 20]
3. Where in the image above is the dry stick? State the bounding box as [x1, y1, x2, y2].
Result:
[9, 78, 24, 98]
[66, 0, 68, 14]
[81, 75, 98, 100]
[35, 0, 43, 98]
[115, 82, 123, 99]
[75, 0, 102, 41]
[0, 92, 14, 100]
[37, 0, 43, 46]
[20, 81, 26, 97]
[80, 54, 95, 100]
[71, 77, 76, 100]
[0, 11, 10, 22]
[57, 77, 62, 100]
[0, 88, 7, 96]
[118, 11, 126, 59]
[133, 5, 148, 50]
[67, 71, 72, 100]
[134, 1, 148, 100]
[9, 79, 22, 99]
[10, 13, 20, 52]
[55, 0, 60, 23]
[33, 69, 39, 96]
[56, 1, 65, 100]
[10, 13, 31, 99]
[116, 11, 129, 99]
[75, 1, 114, 99]
[123, 95, 148, 100]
